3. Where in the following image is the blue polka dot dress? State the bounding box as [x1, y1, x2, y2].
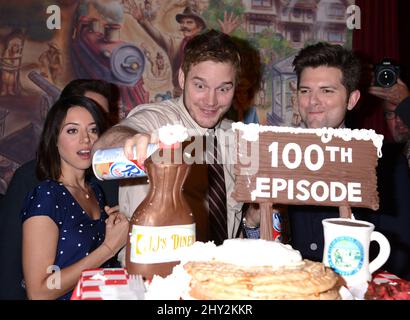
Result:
[21, 180, 119, 300]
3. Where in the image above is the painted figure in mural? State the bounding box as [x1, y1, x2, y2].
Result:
[142, 46, 169, 79]
[123, 1, 240, 97]
[256, 80, 267, 107]
[38, 42, 63, 85]
[0, 32, 24, 96]
[289, 80, 301, 127]
[142, 0, 156, 21]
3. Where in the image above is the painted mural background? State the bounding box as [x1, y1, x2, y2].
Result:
[0, 0, 354, 194]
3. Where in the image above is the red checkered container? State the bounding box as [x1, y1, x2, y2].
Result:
[71, 268, 129, 300]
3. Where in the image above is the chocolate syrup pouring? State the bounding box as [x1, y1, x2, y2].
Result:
[126, 144, 195, 280]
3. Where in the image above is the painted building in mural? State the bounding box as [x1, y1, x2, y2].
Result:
[243, 0, 349, 47]
[0, 0, 353, 194]
[242, 0, 352, 126]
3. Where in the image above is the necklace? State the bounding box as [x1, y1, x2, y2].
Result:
[60, 182, 91, 199]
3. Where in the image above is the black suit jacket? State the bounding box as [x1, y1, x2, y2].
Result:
[395, 96, 410, 128]
[289, 143, 410, 280]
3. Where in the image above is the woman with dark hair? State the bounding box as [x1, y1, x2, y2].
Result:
[0, 81, 121, 300]
[36, 96, 109, 180]
[21, 96, 128, 300]
[0, 80, 121, 300]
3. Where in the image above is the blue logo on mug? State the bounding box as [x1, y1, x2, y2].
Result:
[327, 236, 364, 276]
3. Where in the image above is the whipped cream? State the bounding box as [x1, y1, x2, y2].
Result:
[178, 240, 218, 263]
[157, 124, 189, 146]
[179, 239, 303, 268]
[214, 239, 303, 268]
[145, 264, 192, 300]
[232, 122, 384, 158]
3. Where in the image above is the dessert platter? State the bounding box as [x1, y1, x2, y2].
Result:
[144, 240, 410, 300]
[72, 239, 409, 300]
[145, 239, 344, 300]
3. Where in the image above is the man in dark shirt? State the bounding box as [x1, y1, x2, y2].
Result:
[367, 77, 410, 279]
[287, 42, 362, 261]
[289, 44, 410, 280]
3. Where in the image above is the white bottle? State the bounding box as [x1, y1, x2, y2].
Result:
[92, 144, 158, 180]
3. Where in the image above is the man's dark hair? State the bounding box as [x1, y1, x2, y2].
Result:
[36, 95, 109, 180]
[60, 79, 120, 125]
[181, 29, 241, 83]
[292, 42, 361, 95]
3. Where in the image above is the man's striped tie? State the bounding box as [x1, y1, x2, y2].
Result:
[207, 133, 228, 245]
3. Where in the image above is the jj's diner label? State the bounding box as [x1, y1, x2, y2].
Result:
[129, 224, 196, 264]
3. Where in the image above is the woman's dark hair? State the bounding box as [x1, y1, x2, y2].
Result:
[36, 96, 109, 180]
[60, 79, 120, 125]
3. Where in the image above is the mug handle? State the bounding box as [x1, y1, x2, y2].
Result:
[369, 231, 391, 274]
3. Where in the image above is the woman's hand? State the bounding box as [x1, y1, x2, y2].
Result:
[104, 204, 119, 214]
[103, 210, 129, 255]
[104, 205, 122, 223]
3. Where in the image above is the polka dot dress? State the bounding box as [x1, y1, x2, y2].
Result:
[21, 180, 118, 300]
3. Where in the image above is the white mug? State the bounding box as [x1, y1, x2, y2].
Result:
[322, 218, 391, 287]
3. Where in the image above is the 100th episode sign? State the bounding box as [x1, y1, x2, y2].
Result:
[232, 123, 383, 210]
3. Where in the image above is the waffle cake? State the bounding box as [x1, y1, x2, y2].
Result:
[181, 239, 341, 300]
[184, 259, 340, 300]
